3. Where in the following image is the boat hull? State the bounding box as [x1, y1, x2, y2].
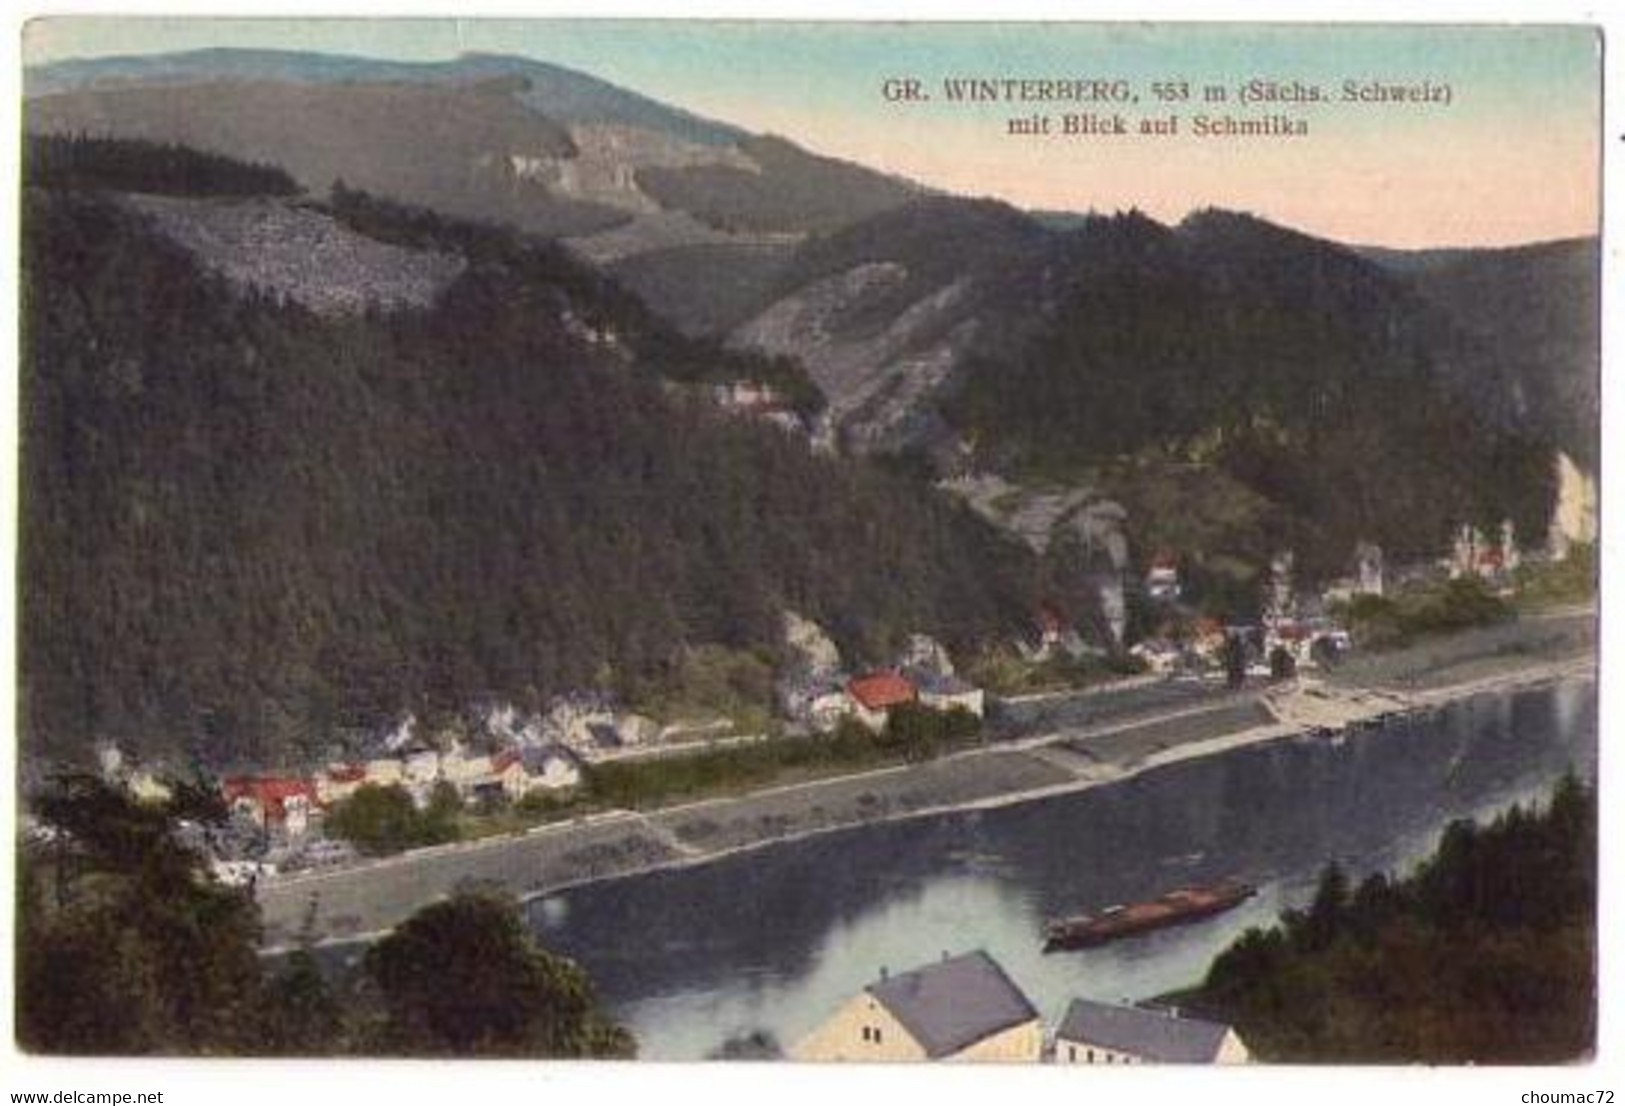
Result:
[1043, 882, 1257, 952]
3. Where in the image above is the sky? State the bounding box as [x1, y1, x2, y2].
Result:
[22, 18, 1603, 247]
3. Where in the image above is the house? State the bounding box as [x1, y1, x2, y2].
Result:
[847, 671, 918, 730]
[439, 743, 496, 791]
[362, 756, 406, 788]
[1130, 638, 1181, 675]
[714, 379, 782, 412]
[1325, 541, 1388, 604]
[315, 763, 366, 805]
[1449, 522, 1519, 583]
[1052, 999, 1250, 1065]
[1021, 606, 1090, 663]
[222, 776, 318, 838]
[762, 409, 805, 436]
[126, 772, 173, 806]
[400, 745, 441, 786]
[897, 633, 955, 679]
[1146, 552, 1182, 602]
[1189, 617, 1229, 661]
[779, 673, 854, 730]
[1265, 620, 1315, 666]
[520, 745, 583, 792]
[466, 749, 529, 804]
[93, 741, 173, 805]
[584, 721, 625, 758]
[915, 673, 985, 718]
[793, 951, 1044, 1062]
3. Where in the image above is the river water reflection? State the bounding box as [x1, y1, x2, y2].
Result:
[528, 678, 1597, 1059]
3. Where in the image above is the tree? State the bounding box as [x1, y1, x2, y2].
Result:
[880, 702, 943, 762]
[1268, 645, 1297, 681]
[325, 783, 455, 856]
[260, 949, 343, 1055]
[362, 892, 634, 1057]
[1309, 635, 1343, 670]
[1191, 776, 1596, 1063]
[708, 1028, 784, 1060]
[1222, 633, 1248, 690]
[1298, 861, 1350, 952]
[17, 774, 265, 1054]
[879, 702, 982, 762]
[421, 780, 465, 842]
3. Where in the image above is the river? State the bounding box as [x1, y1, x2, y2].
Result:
[522, 677, 1597, 1060]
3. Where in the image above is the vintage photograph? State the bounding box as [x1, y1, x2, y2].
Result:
[13, 18, 1601, 1066]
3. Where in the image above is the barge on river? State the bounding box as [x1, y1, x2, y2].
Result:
[1044, 879, 1257, 951]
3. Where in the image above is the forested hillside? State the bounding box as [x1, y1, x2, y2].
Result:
[1186, 774, 1595, 1062]
[1371, 237, 1600, 472]
[944, 210, 1559, 576]
[20, 146, 1049, 768]
[25, 133, 300, 197]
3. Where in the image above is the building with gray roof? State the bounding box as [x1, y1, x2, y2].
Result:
[1054, 998, 1250, 1064]
[793, 950, 1043, 1062]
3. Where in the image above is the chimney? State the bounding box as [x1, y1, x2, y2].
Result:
[879, 965, 889, 981]
[941, 949, 950, 962]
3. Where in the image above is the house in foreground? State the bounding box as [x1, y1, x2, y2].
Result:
[793, 950, 1044, 1062]
[1053, 998, 1251, 1065]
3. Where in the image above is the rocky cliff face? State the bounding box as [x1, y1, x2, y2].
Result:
[730, 263, 977, 451]
[125, 194, 467, 315]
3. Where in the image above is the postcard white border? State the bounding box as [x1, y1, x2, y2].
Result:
[1, 3, 1617, 1105]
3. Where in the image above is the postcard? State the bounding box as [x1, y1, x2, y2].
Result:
[9, 12, 1606, 1086]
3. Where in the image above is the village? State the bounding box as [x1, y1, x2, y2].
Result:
[78, 488, 1590, 896]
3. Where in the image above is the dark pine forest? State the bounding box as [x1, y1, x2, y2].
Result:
[20, 139, 1053, 768]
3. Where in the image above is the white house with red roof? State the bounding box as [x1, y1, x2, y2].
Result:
[1146, 552, 1182, 602]
[847, 671, 918, 729]
[223, 776, 317, 838]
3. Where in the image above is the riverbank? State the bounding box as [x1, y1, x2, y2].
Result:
[258, 610, 1595, 951]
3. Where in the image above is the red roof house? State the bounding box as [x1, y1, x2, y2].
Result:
[848, 672, 918, 716]
[223, 776, 318, 828]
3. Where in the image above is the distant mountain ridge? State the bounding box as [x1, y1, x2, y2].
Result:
[26, 47, 748, 146]
[25, 47, 921, 272]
